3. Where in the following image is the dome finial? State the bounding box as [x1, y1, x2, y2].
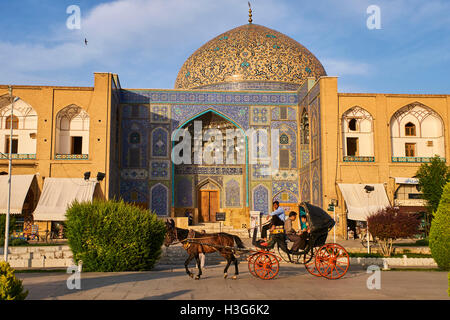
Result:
[248, 2, 253, 24]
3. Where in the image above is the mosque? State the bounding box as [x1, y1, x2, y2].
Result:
[1, 8, 449, 239]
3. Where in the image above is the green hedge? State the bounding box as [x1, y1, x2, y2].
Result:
[65, 200, 166, 272]
[0, 262, 28, 300]
[0, 215, 16, 246]
[429, 183, 450, 271]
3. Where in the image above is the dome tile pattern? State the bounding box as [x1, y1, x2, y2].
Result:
[175, 24, 327, 90]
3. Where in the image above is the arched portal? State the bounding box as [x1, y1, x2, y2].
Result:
[172, 109, 248, 223]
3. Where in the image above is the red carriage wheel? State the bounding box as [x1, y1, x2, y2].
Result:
[248, 253, 260, 278]
[304, 247, 322, 277]
[253, 253, 280, 280]
[315, 243, 350, 280]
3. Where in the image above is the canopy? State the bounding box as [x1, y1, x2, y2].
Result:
[33, 178, 97, 221]
[338, 183, 390, 221]
[299, 202, 335, 234]
[0, 174, 35, 214]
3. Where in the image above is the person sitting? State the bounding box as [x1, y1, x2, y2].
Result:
[285, 211, 303, 253]
[260, 215, 289, 254]
[297, 212, 310, 251]
[261, 201, 286, 241]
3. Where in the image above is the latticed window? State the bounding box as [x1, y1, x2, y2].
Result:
[5, 115, 18, 129]
[279, 149, 290, 169]
[405, 122, 416, 136]
[301, 109, 309, 144]
[405, 143, 416, 157]
[280, 107, 287, 120]
[129, 148, 141, 167]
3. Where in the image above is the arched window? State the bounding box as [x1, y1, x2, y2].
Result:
[300, 109, 309, 145]
[405, 122, 416, 136]
[5, 115, 18, 130]
[390, 102, 444, 161]
[342, 107, 374, 161]
[280, 133, 289, 145]
[55, 105, 89, 158]
[0, 96, 37, 158]
[130, 132, 141, 144]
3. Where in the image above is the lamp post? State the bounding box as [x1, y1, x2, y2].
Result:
[4, 86, 19, 263]
[364, 185, 374, 254]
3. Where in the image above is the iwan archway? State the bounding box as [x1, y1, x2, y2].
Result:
[171, 109, 249, 225]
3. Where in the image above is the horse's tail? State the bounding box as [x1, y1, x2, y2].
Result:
[232, 235, 245, 249]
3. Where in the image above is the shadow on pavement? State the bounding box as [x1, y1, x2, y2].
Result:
[140, 289, 191, 300]
[21, 269, 190, 299]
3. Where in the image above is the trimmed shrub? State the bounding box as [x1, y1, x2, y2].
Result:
[0, 262, 28, 300]
[10, 238, 29, 246]
[0, 215, 16, 246]
[367, 207, 420, 257]
[65, 200, 166, 272]
[429, 182, 450, 271]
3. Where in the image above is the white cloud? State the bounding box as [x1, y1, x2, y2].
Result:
[322, 58, 372, 76]
[0, 0, 288, 84]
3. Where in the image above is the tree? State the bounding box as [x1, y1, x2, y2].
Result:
[367, 207, 420, 257]
[429, 182, 450, 270]
[416, 155, 450, 215]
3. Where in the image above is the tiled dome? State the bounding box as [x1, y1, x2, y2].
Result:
[175, 23, 326, 91]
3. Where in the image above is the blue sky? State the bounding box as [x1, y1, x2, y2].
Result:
[0, 0, 449, 94]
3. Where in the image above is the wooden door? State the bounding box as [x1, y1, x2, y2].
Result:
[209, 191, 219, 222]
[198, 191, 220, 222]
[199, 191, 210, 222]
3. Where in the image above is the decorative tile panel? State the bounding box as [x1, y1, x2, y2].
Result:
[151, 127, 169, 158]
[150, 104, 170, 123]
[120, 169, 148, 180]
[150, 160, 170, 180]
[250, 106, 270, 125]
[150, 183, 169, 216]
[225, 178, 241, 207]
[121, 90, 298, 106]
[253, 184, 269, 215]
[175, 176, 194, 207]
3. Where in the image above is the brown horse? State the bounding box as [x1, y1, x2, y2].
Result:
[164, 219, 245, 280]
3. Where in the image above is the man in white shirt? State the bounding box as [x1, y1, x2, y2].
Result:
[261, 201, 286, 241]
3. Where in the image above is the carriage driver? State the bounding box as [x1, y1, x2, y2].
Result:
[261, 201, 286, 241]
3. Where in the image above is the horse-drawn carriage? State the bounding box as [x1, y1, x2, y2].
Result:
[164, 202, 350, 281]
[248, 202, 350, 280]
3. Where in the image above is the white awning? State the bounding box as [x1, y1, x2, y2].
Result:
[0, 175, 35, 214]
[33, 178, 97, 221]
[338, 184, 391, 221]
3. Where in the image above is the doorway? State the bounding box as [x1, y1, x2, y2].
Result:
[346, 137, 359, 156]
[198, 190, 219, 222]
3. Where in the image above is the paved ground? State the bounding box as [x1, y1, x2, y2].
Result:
[18, 264, 448, 300]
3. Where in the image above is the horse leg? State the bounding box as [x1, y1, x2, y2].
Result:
[222, 251, 232, 279]
[185, 253, 195, 278]
[231, 254, 239, 280]
[194, 253, 202, 280]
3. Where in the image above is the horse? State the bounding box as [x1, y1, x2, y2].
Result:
[164, 219, 245, 280]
